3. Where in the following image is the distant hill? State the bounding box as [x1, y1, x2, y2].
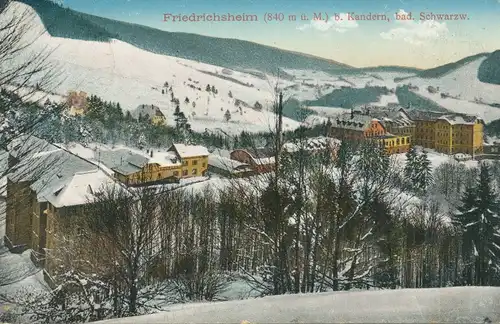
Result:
[19, 0, 354, 75]
[478, 50, 500, 85]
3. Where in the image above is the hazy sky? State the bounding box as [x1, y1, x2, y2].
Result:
[62, 0, 500, 69]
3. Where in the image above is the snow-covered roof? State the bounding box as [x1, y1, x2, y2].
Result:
[333, 112, 376, 131]
[170, 144, 209, 158]
[98, 149, 182, 176]
[211, 148, 231, 158]
[49, 169, 122, 208]
[95, 287, 500, 324]
[403, 108, 481, 125]
[148, 151, 181, 167]
[283, 136, 340, 153]
[8, 141, 123, 208]
[208, 154, 250, 172]
[8, 135, 59, 159]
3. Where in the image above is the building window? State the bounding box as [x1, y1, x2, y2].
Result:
[182, 170, 188, 176]
[182, 161, 188, 166]
[158, 173, 162, 178]
[193, 160, 198, 165]
[192, 169, 197, 175]
[202, 163, 206, 167]
[174, 171, 179, 176]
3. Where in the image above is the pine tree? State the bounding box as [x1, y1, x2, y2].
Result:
[174, 105, 180, 116]
[414, 150, 432, 193]
[206, 84, 211, 92]
[211, 85, 216, 93]
[228, 91, 233, 98]
[474, 162, 500, 285]
[162, 89, 165, 95]
[453, 162, 500, 285]
[185, 97, 190, 103]
[224, 109, 231, 122]
[404, 145, 419, 189]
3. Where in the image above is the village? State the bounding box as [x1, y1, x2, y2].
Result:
[2, 86, 495, 291]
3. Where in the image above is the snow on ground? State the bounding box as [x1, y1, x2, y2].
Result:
[6, 1, 301, 135]
[0, 248, 48, 296]
[280, 69, 410, 102]
[410, 88, 500, 123]
[96, 287, 500, 323]
[400, 56, 500, 105]
[372, 93, 399, 107]
[1, 85, 66, 106]
[392, 148, 478, 171]
[306, 106, 350, 117]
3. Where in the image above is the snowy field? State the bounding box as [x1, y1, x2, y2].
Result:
[400, 56, 500, 105]
[410, 88, 500, 123]
[96, 287, 500, 323]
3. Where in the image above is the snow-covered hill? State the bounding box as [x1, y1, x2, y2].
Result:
[6, 1, 500, 130]
[394, 57, 500, 122]
[399, 57, 500, 105]
[96, 287, 500, 323]
[6, 2, 303, 135]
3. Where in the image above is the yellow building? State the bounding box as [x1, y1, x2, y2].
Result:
[167, 144, 209, 177]
[108, 144, 209, 186]
[152, 109, 166, 126]
[402, 108, 484, 155]
[66, 90, 88, 116]
[135, 104, 166, 126]
[374, 134, 411, 154]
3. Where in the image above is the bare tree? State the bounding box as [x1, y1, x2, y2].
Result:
[80, 185, 179, 316]
[0, 0, 60, 99]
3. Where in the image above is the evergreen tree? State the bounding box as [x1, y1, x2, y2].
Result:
[228, 91, 233, 98]
[414, 150, 432, 193]
[206, 84, 211, 92]
[211, 85, 216, 93]
[185, 97, 190, 103]
[174, 105, 180, 116]
[404, 146, 418, 177]
[453, 162, 500, 285]
[224, 109, 231, 122]
[162, 89, 165, 95]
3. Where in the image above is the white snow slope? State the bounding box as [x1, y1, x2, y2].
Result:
[398, 57, 500, 122]
[6, 2, 302, 135]
[96, 287, 500, 323]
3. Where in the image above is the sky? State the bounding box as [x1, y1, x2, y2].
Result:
[61, 0, 500, 69]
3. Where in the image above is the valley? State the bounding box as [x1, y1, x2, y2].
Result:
[1, 0, 500, 323]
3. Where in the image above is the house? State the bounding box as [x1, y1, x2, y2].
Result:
[208, 154, 254, 177]
[370, 108, 416, 138]
[230, 147, 275, 173]
[66, 91, 88, 116]
[283, 136, 340, 158]
[134, 104, 166, 126]
[96, 149, 182, 186]
[329, 110, 386, 141]
[329, 110, 410, 154]
[167, 144, 209, 177]
[4, 135, 123, 285]
[402, 108, 484, 155]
